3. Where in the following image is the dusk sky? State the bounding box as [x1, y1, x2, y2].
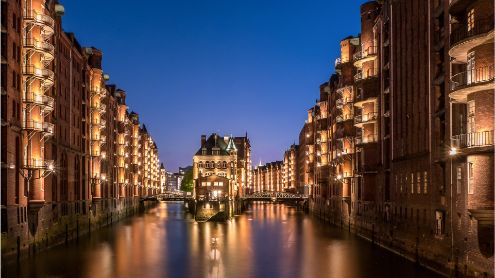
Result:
[62, 0, 364, 171]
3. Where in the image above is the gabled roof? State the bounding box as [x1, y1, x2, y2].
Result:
[195, 133, 230, 156]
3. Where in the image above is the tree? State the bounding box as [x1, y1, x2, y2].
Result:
[180, 170, 194, 192]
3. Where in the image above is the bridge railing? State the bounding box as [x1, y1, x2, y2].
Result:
[243, 191, 307, 199]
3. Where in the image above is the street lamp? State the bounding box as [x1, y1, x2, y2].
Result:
[449, 147, 457, 156]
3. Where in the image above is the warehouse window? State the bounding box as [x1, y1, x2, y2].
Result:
[416, 172, 421, 194]
[467, 9, 475, 32]
[435, 210, 445, 236]
[468, 162, 474, 194]
[423, 171, 428, 194]
[410, 173, 414, 194]
[456, 166, 462, 194]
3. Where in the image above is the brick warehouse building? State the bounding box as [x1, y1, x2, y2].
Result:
[293, 0, 493, 276]
[1, 0, 165, 260]
[192, 133, 251, 200]
[252, 161, 283, 192]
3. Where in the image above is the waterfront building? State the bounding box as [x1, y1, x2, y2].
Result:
[300, 0, 494, 275]
[252, 161, 283, 192]
[0, 0, 163, 259]
[282, 144, 298, 192]
[448, 0, 494, 273]
[193, 133, 250, 200]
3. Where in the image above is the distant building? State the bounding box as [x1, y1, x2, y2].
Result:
[163, 165, 192, 192]
[283, 144, 299, 192]
[252, 161, 283, 192]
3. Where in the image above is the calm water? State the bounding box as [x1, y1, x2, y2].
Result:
[3, 202, 441, 278]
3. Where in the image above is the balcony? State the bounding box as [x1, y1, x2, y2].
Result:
[451, 130, 494, 149]
[23, 92, 54, 112]
[355, 134, 378, 145]
[336, 97, 353, 109]
[354, 112, 378, 127]
[90, 87, 100, 96]
[23, 66, 54, 86]
[23, 120, 43, 132]
[450, 65, 494, 102]
[449, 18, 494, 62]
[90, 103, 106, 113]
[353, 46, 378, 68]
[43, 122, 55, 136]
[22, 158, 54, 170]
[354, 68, 378, 82]
[24, 38, 54, 62]
[23, 10, 55, 35]
[335, 114, 354, 123]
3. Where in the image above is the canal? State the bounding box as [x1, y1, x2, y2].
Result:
[3, 202, 442, 278]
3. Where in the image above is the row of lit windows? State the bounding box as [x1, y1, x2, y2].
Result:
[201, 181, 224, 187]
[198, 161, 234, 169]
[395, 171, 429, 194]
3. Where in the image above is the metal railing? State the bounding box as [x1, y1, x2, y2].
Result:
[354, 68, 378, 81]
[336, 97, 353, 108]
[451, 130, 494, 148]
[450, 18, 494, 46]
[24, 38, 54, 56]
[23, 92, 54, 109]
[23, 120, 43, 131]
[43, 122, 54, 135]
[335, 114, 354, 123]
[450, 65, 495, 91]
[23, 158, 54, 169]
[23, 10, 55, 28]
[355, 112, 378, 124]
[23, 66, 55, 82]
[353, 45, 378, 61]
[355, 134, 378, 145]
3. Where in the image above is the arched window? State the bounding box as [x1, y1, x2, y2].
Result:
[210, 161, 215, 169]
[198, 161, 203, 168]
[222, 161, 227, 168]
[205, 161, 210, 168]
[217, 161, 222, 168]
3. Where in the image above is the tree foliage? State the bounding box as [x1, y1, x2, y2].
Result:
[180, 170, 194, 192]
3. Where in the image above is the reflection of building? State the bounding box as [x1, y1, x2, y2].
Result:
[252, 161, 283, 192]
[193, 133, 250, 200]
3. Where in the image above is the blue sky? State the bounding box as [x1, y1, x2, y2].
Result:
[61, 0, 365, 171]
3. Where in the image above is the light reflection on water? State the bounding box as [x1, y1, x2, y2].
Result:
[3, 202, 441, 278]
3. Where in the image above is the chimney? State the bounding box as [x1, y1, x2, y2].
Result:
[201, 135, 206, 147]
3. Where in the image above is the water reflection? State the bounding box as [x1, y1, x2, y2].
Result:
[3, 202, 441, 278]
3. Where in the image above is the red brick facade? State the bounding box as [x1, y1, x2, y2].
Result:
[1, 0, 164, 261]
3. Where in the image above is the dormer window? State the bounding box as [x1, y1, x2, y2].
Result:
[202, 148, 207, 155]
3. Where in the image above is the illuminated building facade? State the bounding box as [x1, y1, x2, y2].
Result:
[1, 0, 163, 260]
[193, 133, 250, 200]
[282, 144, 298, 192]
[292, 0, 493, 275]
[252, 161, 283, 192]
